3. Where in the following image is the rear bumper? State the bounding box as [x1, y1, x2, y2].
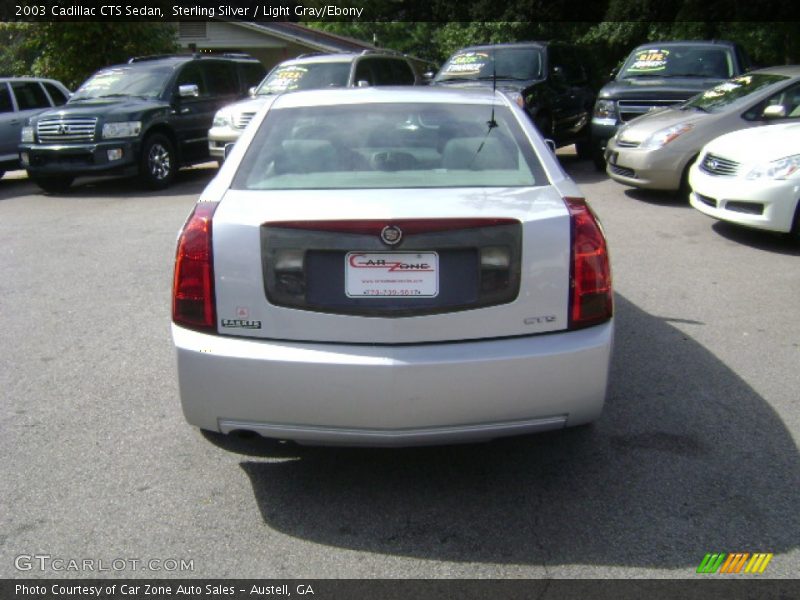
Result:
[173, 321, 613, 446]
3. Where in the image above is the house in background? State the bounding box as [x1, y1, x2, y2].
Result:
[177, 21, 435, 77]
[178, 21, 376, 68]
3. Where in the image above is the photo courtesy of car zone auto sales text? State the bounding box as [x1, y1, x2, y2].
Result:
[2, 2, 799, 599]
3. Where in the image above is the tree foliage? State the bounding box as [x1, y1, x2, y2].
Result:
[0, 23, 177, 89]
[310, 17, 800, 75]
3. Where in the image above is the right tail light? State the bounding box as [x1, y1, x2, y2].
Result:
[565, 197, 613, 329]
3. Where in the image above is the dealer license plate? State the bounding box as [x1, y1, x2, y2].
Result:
[345, 252, 439, 298]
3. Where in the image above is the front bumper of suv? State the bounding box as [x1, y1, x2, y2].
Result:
[20, 141, 141, 177]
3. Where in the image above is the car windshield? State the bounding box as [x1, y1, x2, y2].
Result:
[683, 73, 790, 112]
[619, 45, 734, 80]
[232, 102, 547, 190]
[70, 66, 172, 101]
[256, 63, 351, 95]
[435, 48, 542, 83]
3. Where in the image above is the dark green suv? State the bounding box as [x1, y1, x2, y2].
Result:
[20, 54, 265, 192]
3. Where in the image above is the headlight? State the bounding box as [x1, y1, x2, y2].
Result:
[593, 99, 615, 120]
[213, 111, 233, 128]
[746, 154, 800, 180]
[102, 121, 141, 139]
[640, 123, 694, 150]
[505, 92, 525, 109]
[21, 126, 34, 143]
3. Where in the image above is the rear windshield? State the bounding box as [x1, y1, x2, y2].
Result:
[256, 63, 351, 95]
[70, 66, 172, 101]
[435, 48, 543, 83]
[619, 45, 734, 80]
[231, 102, 547, 190]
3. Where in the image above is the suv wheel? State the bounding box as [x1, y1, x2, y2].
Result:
[534, 113, 552, 139]
[140, 134, 175, 189]
[575, 139, 592, 160]
[30, 174, 74, 194]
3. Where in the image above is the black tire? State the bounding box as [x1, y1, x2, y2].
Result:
[591, 142, 607, 171]
[790, 201, 800, 240]
[30, 174, 74, 194]
[575, 138, 592, 160]
[140, 133, 176, 189]
[678, 155, 698, 201]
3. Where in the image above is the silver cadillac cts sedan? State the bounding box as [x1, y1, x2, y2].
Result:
[171, 87, 613, 447]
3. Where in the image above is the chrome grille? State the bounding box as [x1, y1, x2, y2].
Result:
[37, 117, 97, 143]
[233, 112, 256, 129]
[617, 99, 680, 122]
[700, 153, 740, 176]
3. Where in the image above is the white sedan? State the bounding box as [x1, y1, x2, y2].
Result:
[689, 123, 800, 236]
[171, 87, 613, 446]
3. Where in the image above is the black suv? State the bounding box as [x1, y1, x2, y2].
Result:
[591, 40, 751, 168]
[432, 42, 596, 155]
[20, 54, 265, 192]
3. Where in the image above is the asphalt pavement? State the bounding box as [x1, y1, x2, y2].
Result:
[1, 156, 798, 579]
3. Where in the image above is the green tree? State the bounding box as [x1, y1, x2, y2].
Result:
[1, 22, 178, 89]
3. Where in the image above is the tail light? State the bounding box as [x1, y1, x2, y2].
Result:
[565, 197, 612, 329]
[172, 201, 219, 332]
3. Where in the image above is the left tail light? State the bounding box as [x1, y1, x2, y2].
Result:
[565, 197, 613, 329]
[172, 201, 219, 332]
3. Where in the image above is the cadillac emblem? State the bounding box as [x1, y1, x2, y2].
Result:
[380, 225, 403, 246]
[57, 123, 71, 135]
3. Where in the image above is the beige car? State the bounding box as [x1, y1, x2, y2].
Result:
[605, 66, 800, 192]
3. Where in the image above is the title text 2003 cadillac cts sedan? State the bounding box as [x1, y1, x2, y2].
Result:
[171, 88, 613, 447]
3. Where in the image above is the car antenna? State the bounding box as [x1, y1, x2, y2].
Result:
[488, 52, 498, 129]
[469, 52, 498, 168]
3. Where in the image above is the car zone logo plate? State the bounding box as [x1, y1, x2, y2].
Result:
[345, 252, 439, 298]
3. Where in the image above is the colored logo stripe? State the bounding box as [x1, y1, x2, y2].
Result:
[697, 553, 773, 574]
[697, 553, 726, 574]
[745, 553, 773, 574]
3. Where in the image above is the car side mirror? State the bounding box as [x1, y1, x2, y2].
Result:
[356, 80, 370, 88]
[223, 143, 235, 160]
[422, 71, 435, 82]
[178, 84, 199, 98]
[248, 86, 257, 97]
[762, 104, 786, 119]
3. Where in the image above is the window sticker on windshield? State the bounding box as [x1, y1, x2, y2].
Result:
[628, 49, 670, 73]
[444, 52, 490, 75]
[268, 66, 308, 91]
[77, 70, 124, 93]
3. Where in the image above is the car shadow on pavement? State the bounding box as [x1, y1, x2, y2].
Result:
[710, 222, 800, 256]
[623, 188, 691, 207]
[7, 164, 218, 200]
[555, 153, 609, 185]
[205, 294, 800, 570]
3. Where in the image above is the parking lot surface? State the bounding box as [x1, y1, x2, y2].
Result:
[1, 155, 798, 578]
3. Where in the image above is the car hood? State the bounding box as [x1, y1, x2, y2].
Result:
[600, 77, 724, 101]
[702, 122, 800, 162]
[616, 107, 710, 143]
[218, 96, 271, 115]
[38, 98, 166, 120]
